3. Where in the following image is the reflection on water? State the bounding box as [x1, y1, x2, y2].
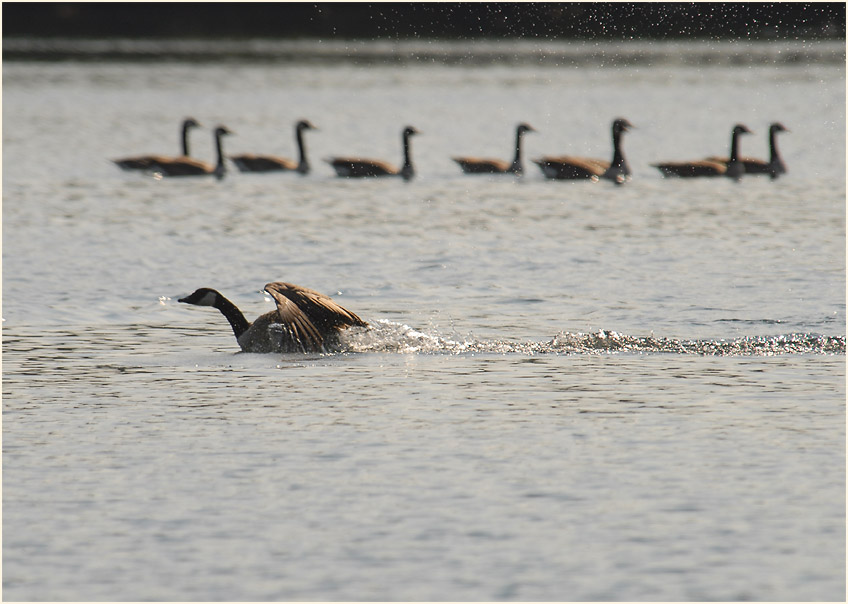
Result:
[340, 319, 846, 355]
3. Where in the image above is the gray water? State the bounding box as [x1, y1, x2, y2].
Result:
[3, 40, 845, 601]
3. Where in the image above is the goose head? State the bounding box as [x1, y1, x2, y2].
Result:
[733, 124, 753, 137]
[403, 126, 420, 139]
[770, 122, 789, 134]
[297, 119, 317, 132]
[179, 288, 220, 306]
[183, 117, 201, 130]
[215, 126, 233, 138]
[517, 123, 536, 135]
[612, 118, 634, 136]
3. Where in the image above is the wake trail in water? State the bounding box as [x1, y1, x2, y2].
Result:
[342, 320, 846, 357]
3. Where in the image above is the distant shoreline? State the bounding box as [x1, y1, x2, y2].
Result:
[3, 3, 844, 42]
[4, 37, 845, 66]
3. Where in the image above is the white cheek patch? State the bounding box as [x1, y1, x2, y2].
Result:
[199, 291, 218, 306]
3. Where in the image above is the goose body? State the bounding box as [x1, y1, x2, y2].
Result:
[327, 126, 420, 181]
[113, 118, 201, 171]
[453, 123, 536, 175]
[534, 118, 633, 184]
[231, 119, 316, 174]
[704, 122, 788, 179]
[653, 124, 753, 181]
[179, 282, 368, 353]
[151, 126, 232, 180]
[651, 159, 729, 178]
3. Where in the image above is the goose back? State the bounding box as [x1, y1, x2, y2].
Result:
[452, 157, 512, 174]
[152, 126, 232, 179]
[703, 123, 787, 179]
[453, 123, 536, 175]
[328, 126, 419, 180]
[651, 159, 727, 178]
[113, 117, 201, 171]
[533, 155, 609, 180]
[231, 155, 298, 173]
[231, 119, 316, 174]
[534, 118, 632, 182]
[653, 124, 752, 180]
[327, 158, 398, 177]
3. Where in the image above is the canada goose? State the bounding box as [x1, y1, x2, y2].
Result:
[150, 126, 232, 180]
[652, 124, 753, 181]
[230, 119, 317, 174]
[704, 122, 788, 179]
[533, 118, 634, 184]
[453, 123, 536, 175]
[112, 118, 201, 171]
[327, 126, 420, 180]
[179, 281, 368, 353]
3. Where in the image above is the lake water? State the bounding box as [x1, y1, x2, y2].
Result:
[2, 39, 845, 601]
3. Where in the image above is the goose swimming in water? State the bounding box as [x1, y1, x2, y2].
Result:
[150, 126, 232, 180]
[652, 124, 753, 181]
[327, 126, 420, 181]
[704, 122, 788, 180]
[113, 118, 201, 171]
[179, 281, 368, 353]
[453, 123, 536, 175]
[230, 119, 317, 174]
[533, 118, 634, 184]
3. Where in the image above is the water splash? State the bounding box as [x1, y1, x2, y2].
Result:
[342, 320, 845, 357]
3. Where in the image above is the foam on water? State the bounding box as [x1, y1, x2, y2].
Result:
[342, 319, 845, 357]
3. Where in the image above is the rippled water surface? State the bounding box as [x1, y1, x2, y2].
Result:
[3, 40, 845, 601]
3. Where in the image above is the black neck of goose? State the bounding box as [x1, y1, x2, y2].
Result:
[214, 131, 226, 179]
[214, 293, 251, 340]
[296, 127, 309, 173]
[181, 123, 192, 156]
[768, 128, 782, 163]
[511, 128, 525, 174]
[401, 132, 414, 176]
[610, 128, 627, 170]
[729, 130, 742, 162]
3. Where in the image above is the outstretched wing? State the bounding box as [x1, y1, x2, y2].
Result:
[264, 282, 367, 351]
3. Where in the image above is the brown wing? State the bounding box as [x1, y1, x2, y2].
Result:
[265, 293, 324, 352]
[230, 155, 297, 172]
[534, 155, 608, 179]
[152, 156, 213, 176]
[704, 155, 769, 173]
[113, 154, 187, 170]
[264, 282, 367, 351]
[704, 155, 764, 165]
[452, 157, 510, 174]
[651, 160, 726, 177]
[327, 157, 397, 177]
[545, 155, 609, 173]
